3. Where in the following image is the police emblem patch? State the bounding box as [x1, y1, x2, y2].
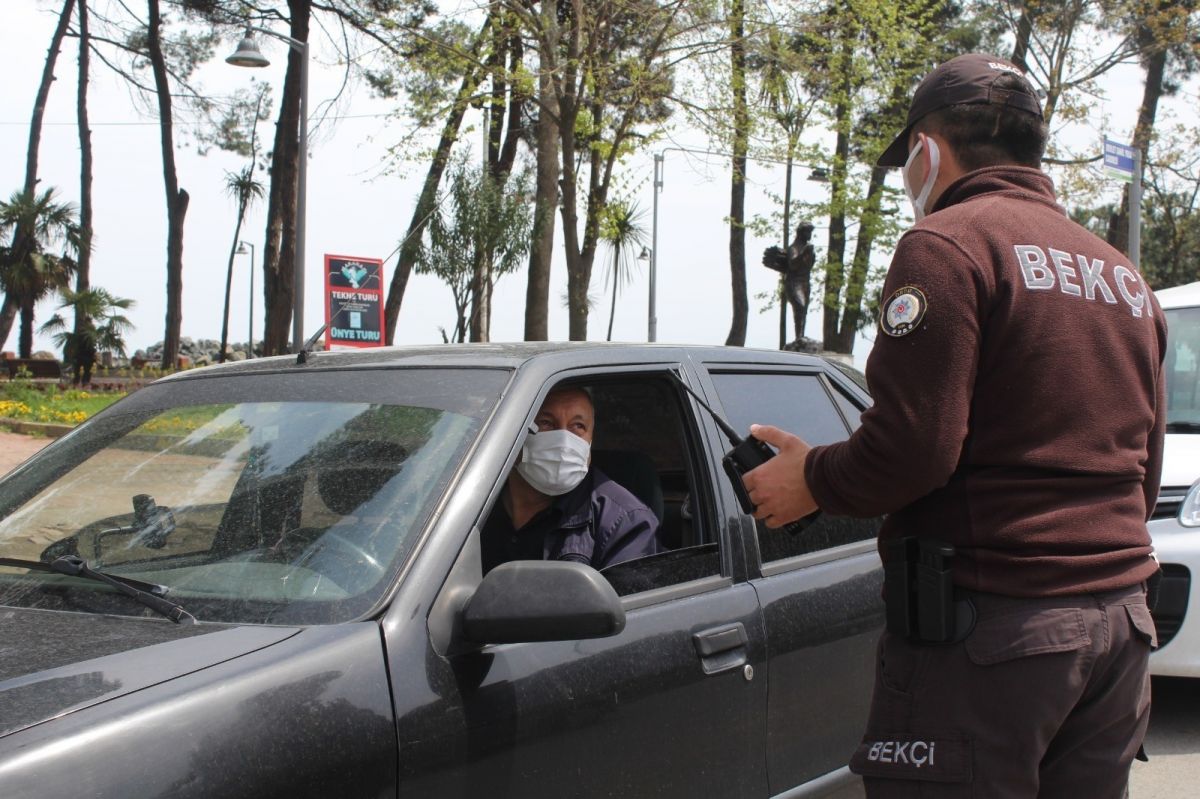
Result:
[881, 286, 927, 337]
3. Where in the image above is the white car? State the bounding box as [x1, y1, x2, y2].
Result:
[1149, 280, 1200, 676]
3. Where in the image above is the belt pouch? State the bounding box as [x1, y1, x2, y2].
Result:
[917, 539, 956, 643]
[883, 537, 918, 637]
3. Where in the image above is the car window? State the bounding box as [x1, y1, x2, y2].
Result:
[479, 373, 722, 597]
[709, 371, 850, 446]
[0, 368, 506, 625]
[1165, 306, 1200, 427]
[708, 370, 879, 563]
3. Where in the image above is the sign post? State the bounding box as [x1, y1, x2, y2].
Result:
[1104, 137, 1141, 268]
[324, 254, 386, 350]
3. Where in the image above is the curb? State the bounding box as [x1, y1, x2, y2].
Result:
[0, 418, 75, 438]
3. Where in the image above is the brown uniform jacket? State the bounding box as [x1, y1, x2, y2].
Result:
[806, 166, 1166, 597]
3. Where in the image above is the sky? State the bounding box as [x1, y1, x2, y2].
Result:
[0, 2, 1162, 367]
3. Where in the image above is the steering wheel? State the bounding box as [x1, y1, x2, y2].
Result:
[294, 530, 386, 590]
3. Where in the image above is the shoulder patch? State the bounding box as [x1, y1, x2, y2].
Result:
[881, 286, 927, 337]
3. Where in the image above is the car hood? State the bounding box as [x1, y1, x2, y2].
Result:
[0, 607, 298, 739]
[1162, 432, 1200, 489]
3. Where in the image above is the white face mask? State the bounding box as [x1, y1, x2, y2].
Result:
[902, 135, 941, 222]
[516, 428, 591, 496]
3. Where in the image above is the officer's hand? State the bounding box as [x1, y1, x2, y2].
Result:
[742, 424, 818, 529]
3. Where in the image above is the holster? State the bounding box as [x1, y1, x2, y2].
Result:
[883, 536, 976, 644]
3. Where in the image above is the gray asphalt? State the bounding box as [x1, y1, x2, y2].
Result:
[1131, 677, 1200, 797]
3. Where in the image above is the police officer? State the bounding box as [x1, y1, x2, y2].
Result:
[743, 53, 1166, 797]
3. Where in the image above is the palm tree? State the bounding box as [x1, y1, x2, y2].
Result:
[599, 201, 648, 342]
[40, 287, 135, 385]
[0, 188, 79, 358]
[220, 166, 265, 362]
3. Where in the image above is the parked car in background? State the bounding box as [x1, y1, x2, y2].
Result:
[0, 343, 883, 798]
[1148, 281, 1200, 677]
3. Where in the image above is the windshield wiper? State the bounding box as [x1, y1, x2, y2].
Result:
[1166, 421, 1200, 433]
[0, 556, 195, 625]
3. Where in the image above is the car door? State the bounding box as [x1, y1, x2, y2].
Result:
[697, 361, 885, 795]
[382, 360, 770, 798]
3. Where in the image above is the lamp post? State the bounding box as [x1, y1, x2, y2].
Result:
[649, 153, 662, 342]
[237, 241, 256, 357]
[639, 245, 654, 342]
[226, 28, 309, 353]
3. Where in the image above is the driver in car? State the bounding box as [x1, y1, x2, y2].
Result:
[481, 387, 660, 574]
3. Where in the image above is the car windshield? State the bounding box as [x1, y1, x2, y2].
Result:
[0, 367, 508, 625]
[1166, 306, 1200, 428]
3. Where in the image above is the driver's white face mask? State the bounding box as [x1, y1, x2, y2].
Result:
[516, 428, 591, 496]
[902, 135, 941, 222]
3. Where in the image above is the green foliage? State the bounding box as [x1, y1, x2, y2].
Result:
[39, 287, 136, 385]
[0, 187, 80, 356]
[416, 158, 533, 341]
[599, 199, 649, 341]
[197, 83, 273, 158]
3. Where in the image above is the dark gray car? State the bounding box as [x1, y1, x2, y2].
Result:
[0, 344, 883, 798]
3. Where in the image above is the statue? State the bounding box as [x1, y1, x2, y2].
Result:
[762, 221, 816, 341]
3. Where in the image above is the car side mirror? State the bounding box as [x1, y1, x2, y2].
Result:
[461, 560, 626, 644]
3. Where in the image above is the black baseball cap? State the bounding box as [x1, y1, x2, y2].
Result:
[877, 53, 1043, 168]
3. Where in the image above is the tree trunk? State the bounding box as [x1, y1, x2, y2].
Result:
[73, 0, 93, 369]
[3, 0, 75, 352]
[260, 0, 312, 356]
[23, 0, 74, 200]
[780, 145, 793, 348]
[147, 0, 186, 369]
[19, 296, 36, 359]
[725, 0, 749, 347]
[1011, 5, 1034, 71]
[220, 205, 248, 363]
[822, 123, 850, 349]
[1107, 46, 1167, 256]
[524, 75, 559, 340]
[0, 296, 16, 353]
[829, 164, 888, 353]
[607, 248, 619, 341]
[383, 17, 491, 344]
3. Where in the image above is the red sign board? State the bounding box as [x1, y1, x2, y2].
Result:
[324, 254, 386, 349]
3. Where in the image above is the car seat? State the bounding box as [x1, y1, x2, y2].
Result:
[590, 449, 664, 524]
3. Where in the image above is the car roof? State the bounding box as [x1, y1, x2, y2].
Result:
[1156, 280, 1200, 309]
[156, 341, 838, 383]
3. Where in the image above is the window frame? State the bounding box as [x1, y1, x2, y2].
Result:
[696, 361, 879, 577]
[467, 363, 739, 611]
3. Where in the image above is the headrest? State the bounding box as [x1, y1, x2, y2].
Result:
[315, 439, 408, 516]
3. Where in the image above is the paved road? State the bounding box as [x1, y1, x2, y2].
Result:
[0, 431, 51, 474]
[0, 431, 1195, 793]
[1131, 676, 1200, 797]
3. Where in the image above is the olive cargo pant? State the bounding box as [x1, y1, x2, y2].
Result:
[849, 584, 1155, 797]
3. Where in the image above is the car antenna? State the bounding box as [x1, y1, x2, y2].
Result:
[667, 369, 744, 447]
[296, 306, 349, 365]
[296, 323, 328, 365]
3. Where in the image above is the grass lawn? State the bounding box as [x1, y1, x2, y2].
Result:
[0, 382, 125, 426]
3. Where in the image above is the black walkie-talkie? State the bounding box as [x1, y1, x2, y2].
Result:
[669, 371, 818, 536]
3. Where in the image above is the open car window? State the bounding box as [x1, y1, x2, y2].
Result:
[0, 368, 507, 625]
[478, 372, 724, 598]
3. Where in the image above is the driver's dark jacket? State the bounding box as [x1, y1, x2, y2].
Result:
[481, 467, 660, 574]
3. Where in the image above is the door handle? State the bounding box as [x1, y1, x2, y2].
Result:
[693, 623, 749, 674]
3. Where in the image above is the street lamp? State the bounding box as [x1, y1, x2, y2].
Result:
[649, 153, 663, 343]
[227, 27, 309, 353]
[237, 241, 256, 358]
[639, 245, 654, 342]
